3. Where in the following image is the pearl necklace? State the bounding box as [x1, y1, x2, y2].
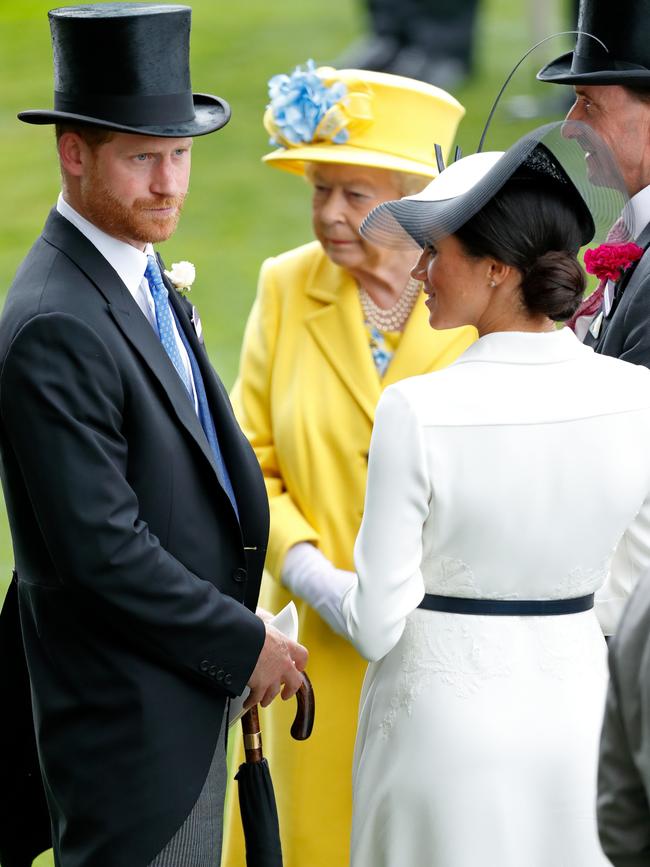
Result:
[358, 278, 422, 332]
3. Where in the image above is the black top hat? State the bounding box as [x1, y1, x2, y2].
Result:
[18, 3, 230, 137]
[538, 0, 650, 86]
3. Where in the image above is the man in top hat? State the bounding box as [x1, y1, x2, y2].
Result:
[538, 0, 650, 368]
[539, 4, 650, 861]
[0, 5, 307, 867]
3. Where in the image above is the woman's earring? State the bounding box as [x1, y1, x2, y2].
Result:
[489, 279, 496, 288]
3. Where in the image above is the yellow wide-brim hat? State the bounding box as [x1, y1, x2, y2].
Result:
[262, 65, 465, 179]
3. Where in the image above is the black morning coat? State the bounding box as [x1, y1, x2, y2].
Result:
[585, 224, 650, 367]
[0, 209, 269, 867]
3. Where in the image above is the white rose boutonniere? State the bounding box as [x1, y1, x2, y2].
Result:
[164, 260, 196, 294]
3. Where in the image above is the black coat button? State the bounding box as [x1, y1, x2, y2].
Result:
[224, 674, 232, 686]
[200, 660, 210, 672]
[233, 567, 247, 583]
[208, 665, 217, 677]
[216, 669, 225, 681]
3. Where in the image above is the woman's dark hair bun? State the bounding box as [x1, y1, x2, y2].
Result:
[455, 182, 589, 324]
[521, 250, 586, 322]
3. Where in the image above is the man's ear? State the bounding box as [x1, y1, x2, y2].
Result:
[58, 132, 87, 178]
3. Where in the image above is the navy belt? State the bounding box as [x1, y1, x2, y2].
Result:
[417, 593, 594, 616]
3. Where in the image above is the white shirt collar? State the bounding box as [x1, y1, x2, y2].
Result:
[56, 193, 153, 291]
[630, 185, 650, 240]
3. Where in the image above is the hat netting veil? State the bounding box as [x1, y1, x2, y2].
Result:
[360, 121, 633, 251]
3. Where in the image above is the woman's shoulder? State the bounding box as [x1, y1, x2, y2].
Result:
[261, 240, 332, 279]
[575, 344, 650, 398]
[590, 349, 650, 383]
[382, 342, 650, 430]
[259, 240, 350, 306]
[260, 241, 345, 290]
[379, 371, 450, 420]
[385, 355, 471, 400]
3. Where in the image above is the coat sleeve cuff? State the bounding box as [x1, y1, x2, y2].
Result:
[265, 493, 319, 581]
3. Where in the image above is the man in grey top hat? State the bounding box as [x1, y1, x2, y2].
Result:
[538, 0, 650, 368]
[539, 3, 650, 861]
[0, 5, 307, 867]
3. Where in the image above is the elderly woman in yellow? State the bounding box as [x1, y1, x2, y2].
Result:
[222, 62, 475, 867]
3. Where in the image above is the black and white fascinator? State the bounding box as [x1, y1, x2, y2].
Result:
[362, 29, 634, 254]
[360, 121, 633, 253]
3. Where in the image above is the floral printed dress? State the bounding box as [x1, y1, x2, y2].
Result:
[367, 324, 400, 378]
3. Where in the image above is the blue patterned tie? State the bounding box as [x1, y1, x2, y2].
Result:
[175, 319, 239, 518]
[145, 255, 193, 397]
[145, 254, 239, 517]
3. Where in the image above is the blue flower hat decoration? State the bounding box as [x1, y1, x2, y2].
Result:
[264, 60, 373, 149]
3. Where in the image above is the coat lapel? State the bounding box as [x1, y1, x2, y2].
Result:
[304, 259, 380, 423]
[42, 211, 222, 485]
[592, 225, 650, 350]
[165, 273, 243, 471]
[165, 273, 266, 538]
[304, 252, 468, 418]
[612, 224, 650, 308]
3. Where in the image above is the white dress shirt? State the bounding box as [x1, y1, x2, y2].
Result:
[56, 193, 198, 411]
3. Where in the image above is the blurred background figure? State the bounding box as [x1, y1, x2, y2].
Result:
[503, 0, 580, 120]
[598, 570, 650, 865]
[333, 0, 480, 90]
[221, 63, 475, 867]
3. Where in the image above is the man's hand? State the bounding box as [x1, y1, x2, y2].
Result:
[245, 623, 308, 709]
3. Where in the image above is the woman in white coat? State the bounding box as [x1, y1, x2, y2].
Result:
[339, 123, 650, 866]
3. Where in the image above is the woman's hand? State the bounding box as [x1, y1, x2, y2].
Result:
[281, 542, 356, 638]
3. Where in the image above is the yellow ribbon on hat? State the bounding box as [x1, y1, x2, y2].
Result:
[264, 86, 374, 150]
[313, 91, 373, 142]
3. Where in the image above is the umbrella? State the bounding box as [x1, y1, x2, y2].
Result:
[235, 672, 315, 867]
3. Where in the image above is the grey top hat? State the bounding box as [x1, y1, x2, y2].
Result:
[18, 3, 230, 137]
[538, 0, 650, 86]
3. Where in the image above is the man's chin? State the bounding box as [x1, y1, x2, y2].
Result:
[135, 215, 180, 244]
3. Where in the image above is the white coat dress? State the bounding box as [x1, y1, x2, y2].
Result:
[342, 328, 650, 867]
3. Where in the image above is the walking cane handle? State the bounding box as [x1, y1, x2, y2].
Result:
[290, 671, 315, 741]
[241, 704, 264, 763]
[240, 671, 315, 763]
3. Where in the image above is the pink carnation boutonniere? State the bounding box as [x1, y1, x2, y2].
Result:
[584, 242, 644, 283]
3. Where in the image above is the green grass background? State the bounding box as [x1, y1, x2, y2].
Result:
[0, 1, 573, 863]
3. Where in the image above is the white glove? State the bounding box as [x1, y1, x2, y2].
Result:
[281, 542, 356, 638]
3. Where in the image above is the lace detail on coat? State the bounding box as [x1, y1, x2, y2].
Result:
[427, 557, 479, 596]
[424, 556, 518, 600]
[552, 554, 613, 598]
[529, 617, 601, 680]
[379, 607, 605, 737]
[380, 615, 511, 737]
[425, 554, 614, 600]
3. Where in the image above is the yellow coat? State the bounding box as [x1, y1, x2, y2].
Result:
[222, 241, 475, 866]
